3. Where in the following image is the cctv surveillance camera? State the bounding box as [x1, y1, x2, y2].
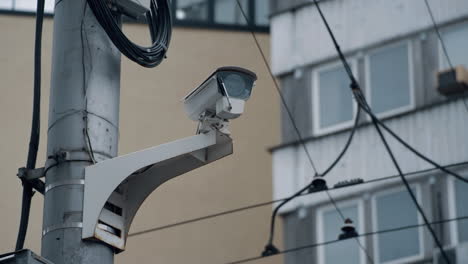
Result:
[183, 66, 257, 121]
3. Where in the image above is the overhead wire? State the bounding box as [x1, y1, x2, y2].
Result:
[265, 106, 358, 244]
[233, 0, 319, 175]
[311, 0, 452, 262]
[360, 93, 452, 264]
[224, 215, 468, 264]
[128, 160, 468, 238]
[234, 1, 374, 260]
[423, 0, 453, 69]
[423, 0, 468, 114]
[15, 0, 45, 251]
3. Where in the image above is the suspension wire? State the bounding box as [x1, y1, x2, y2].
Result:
[312, 0, 452, 262]
[232, 1, 318, 175]
[128, 160, 468, 238]
[424, 0, 453, 69]
[234, 1, 374, 260]
[423, 0, 468, 113]
[357, 90, 451, 264]
[224, 215, 468, 264]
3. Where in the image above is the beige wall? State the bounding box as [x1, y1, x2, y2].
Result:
[0, 15, 283, 264]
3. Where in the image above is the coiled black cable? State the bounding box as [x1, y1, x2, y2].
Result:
[86, 0, 172, 68]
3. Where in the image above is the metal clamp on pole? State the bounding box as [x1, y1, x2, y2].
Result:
[17, 167, 45, 181]
[111, 0, 149, 20]
[17, 167, 46, 195]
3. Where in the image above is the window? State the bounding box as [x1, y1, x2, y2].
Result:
[172, 0, 269, 31]
[214, 0, 247, 25]
[313, 61, 357, 135]
[175, 0, 209, 22]
[448, 176, 468, 244]
[255, 0, 270, 26]
[366, 42, 414, 117]
[317, 201, 364, 264]
[372, 187, 423, 263]
[0, 0, 269, 32]
[440, 23, 468, 69]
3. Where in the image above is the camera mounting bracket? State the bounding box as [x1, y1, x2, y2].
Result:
[82, 130, 232, 251]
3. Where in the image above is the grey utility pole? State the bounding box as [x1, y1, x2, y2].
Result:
[41, 0, 120, 263]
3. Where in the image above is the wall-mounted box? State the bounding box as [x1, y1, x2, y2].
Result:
[437, 66, 468, 96]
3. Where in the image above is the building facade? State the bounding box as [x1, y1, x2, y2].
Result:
[0, 1, 281, 264]
[269, 0, 468, 263]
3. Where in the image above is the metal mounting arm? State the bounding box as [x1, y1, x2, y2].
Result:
[82, 130, 233, 251]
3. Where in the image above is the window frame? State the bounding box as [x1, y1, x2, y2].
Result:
[438, 21, 468, 70]
[312, 59, 359, 136]
[447, 177, 459, 246]
[371, 185, 425, 264]
[364, 40, 415, 119]
[447, 175, 468, 246]
[171, 0, 269, 32]
[316, 198, 366, 264]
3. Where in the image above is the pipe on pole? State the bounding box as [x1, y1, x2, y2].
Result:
[41, 0, 121, 263]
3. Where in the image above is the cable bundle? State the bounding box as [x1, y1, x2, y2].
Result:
[86, 0, 172, 68]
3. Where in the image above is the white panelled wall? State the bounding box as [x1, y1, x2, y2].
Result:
[271, 0, 468, 75]
[272, 99, 468, 213]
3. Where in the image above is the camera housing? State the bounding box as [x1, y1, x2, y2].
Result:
[183, 66, 257, 121]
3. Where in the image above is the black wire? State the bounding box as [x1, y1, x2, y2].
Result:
[312, 0, 468, 197]
[86, 0, 172, 68]
[312, 0, 451, 262]
[267, 107, 361, 245]
[233, 0, 319, 174]
[358, 91, 451, 264]
[423, 0, 468, 114]
[129, 159, 468, 240]
[234, 1, 372, 259]
[15, 0, 45, 251]
[355, 94, 468, 184]
[424, 0, 453, 70]
[225, 215, 468, 264]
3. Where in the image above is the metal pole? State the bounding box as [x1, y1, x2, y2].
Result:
[41, 0, 121, 263]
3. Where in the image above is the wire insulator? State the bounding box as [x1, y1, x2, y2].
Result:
[339, 218, 359, 240]
[261, 243, 279, 257]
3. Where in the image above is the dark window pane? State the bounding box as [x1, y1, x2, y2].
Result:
[375, 189, 420, 263]
[318, 66, 354, 129]
[255, 0, 269, 26]
[455, 180, 468, 242]
[214, 0, 248, 25]
[176, 0, 208, 21]
[369, 43, 411, 114]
